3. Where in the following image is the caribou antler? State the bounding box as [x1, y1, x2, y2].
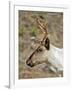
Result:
[26, 17, 49, 67]
[36, 17, 48, 42]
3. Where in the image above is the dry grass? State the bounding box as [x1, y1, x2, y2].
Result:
[19, 11, 63, 79]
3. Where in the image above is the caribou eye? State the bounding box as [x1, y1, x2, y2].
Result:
[37, 48, 43, 52]
[45, 38, 50, 50]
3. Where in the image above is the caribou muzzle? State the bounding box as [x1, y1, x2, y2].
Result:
[26, 60, 35, 67]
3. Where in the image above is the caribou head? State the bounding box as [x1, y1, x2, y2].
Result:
[26, 17, 63, 76]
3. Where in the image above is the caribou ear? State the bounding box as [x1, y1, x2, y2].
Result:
[45, 37, 50, 50]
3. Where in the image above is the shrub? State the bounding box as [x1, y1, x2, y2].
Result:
[19, 26, 26, 37]
[30, 26, 38, 37]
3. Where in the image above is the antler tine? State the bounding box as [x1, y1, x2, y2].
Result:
[36, 17, 48, 42]
[36, 17, 48, 35]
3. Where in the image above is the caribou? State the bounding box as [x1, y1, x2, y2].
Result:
[26, 17, 63, 77]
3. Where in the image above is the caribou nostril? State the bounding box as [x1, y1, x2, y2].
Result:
[26, 60, 35, 67]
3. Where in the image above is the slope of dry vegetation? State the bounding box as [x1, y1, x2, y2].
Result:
[19, 11, 63, 79]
